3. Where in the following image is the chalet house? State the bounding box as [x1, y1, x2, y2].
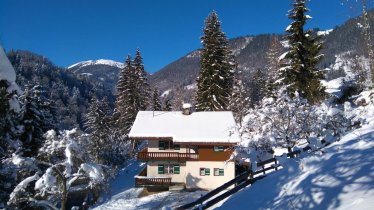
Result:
[129, 106, 240, 190]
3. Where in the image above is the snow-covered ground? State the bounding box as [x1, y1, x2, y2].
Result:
[218, 110, 374, 209]
[93, 160, 206, 210]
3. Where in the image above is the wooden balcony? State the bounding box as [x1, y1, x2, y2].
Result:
[137, 149, 199, 161]
[135, 167, 172, 187]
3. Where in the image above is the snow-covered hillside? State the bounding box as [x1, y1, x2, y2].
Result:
[218, 104, 374, 209]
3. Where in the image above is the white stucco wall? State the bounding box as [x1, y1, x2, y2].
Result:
[185, 161, 235, 190]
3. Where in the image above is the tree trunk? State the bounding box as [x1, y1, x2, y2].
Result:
[61, 177, 67, 210]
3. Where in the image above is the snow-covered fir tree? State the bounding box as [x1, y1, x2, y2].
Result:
[133, 48, 150, 110]
[114, 51, 150, 153]
[152, 88, 162, 111]
[84, 96, 112, 164]
[19, 85, 56, 157]
[163, 97, 173, 111]
[115, 55, 137, 136]
[265, 35, 284, 98]
[281, 0, 325, 104]
[195, 11, 235, 111]
[361, 0, 374, 86]
[251, 68, 267, 104]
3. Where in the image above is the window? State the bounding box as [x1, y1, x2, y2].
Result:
[158, 164, 164, 174]
[214, 168, 224, 176]
[200, 168, 210, 176]
[159, 141, 165, 150]
[214, 146, 224, 152]
[165, 164, 174, 174]
[174, 144, 180, 150]
[159, 164, 179, 174]
[174, 165, 180, 174]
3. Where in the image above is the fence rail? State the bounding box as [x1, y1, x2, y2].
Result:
[137, 151, 199, 161]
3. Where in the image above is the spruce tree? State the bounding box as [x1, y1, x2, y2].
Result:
[163, 97, 173, 111]
[19, 85, 55, 156]
[265, 36, 283, 98]
[251, 68, 267, 104]
[282, 0, 325, 104]
[133, 48, 150, 110]
[195, 11, 235, 111]
[115, 55, 137, 135]
[152, 88, 162, 111]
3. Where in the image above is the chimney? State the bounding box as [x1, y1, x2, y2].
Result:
[182, 103, 192, 115]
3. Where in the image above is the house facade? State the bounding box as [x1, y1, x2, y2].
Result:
[129, 109, 240, 190]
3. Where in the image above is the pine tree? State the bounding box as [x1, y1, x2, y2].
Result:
[265, 36, 284, 98]
[115, 55, 137, 135]
[152, 88, 162, 111]
[114, 52, 150, 154]
[163, 97, 173, 111]
[195, 11, 235, 111]
[19, 85, 55, 156]
[85, 96, 112, 164]
[251, 68, 267, 104]
[361, 0, 374, 87]
[133, 48, 150, 110]
[281, 0, 325, 104]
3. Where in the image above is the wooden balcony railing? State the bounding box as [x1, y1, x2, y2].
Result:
[137, 151, 199, 161]
[135, 167, 172, 187]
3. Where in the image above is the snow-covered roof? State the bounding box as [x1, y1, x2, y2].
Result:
[129, 111, 240, 144]
[0, 45, 16, 83]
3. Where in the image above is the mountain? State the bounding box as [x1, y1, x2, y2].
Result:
[148, 10, 374, 105]
[67, 59, 123, 93]
[7, 50, 114, 130]
[63, 10, 374, 108]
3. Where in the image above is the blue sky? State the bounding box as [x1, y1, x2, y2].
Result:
[0, 0, 371, 72]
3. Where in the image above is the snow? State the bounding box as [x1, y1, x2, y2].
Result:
[0, 45, 16, 83]
[218, 102, 374, 210]
[280, 40, 289, 48]
[184, 83, 197, 90]
[129, 111, 240, 143]
[305, 15, 312, 19]
[182, 103, 192, 109]
[232, 36, 252, 56]
[81, 163, 104, 183]
[67, 59, 124, 69]
[0, 45, 22, 112]
[317, 29, 333, 36]
[161, 89, 171, 97]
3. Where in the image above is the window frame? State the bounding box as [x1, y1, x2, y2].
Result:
[214, 168, 225, 176]
[200, 168, 210, 176]
[213, 146, 225, 152]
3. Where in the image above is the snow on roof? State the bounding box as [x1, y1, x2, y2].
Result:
[129, 111, 240, 144]
[0, 45, 16, 83]
[182, 103, 192, 109]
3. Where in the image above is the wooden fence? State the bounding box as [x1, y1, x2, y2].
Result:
[177, 139, 331, 210]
